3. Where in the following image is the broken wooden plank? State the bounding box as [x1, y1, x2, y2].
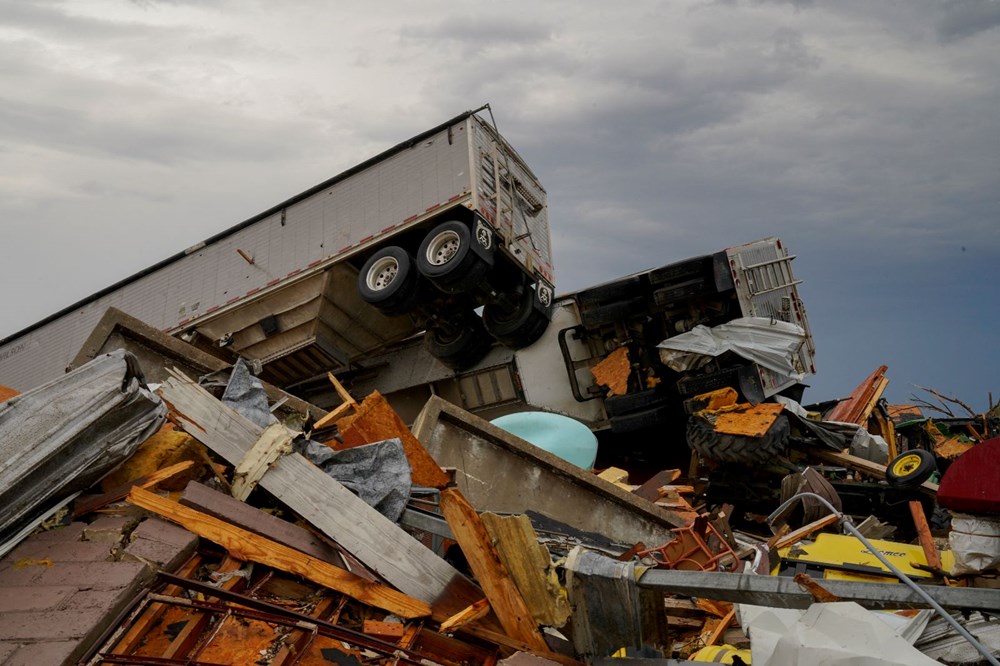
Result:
[827, 365, 889, 425]
[704, 608, 735, 647]
[72, 460, 195, 518]
[312, 372, 359, 429]
[438, 598, 491, 633]
[909, 500, 943, 570]
[480, 512, 571, 628]
[631, 469, 682, 502]
[793, 573, 841, 604]
[438, 488, 549, 652]
[230, 422, 294, 500]
[158, 370, 485, 620]
[128, 486, 430, 619]
[772, 513, 840, 550]
[179, 481, 355, 574]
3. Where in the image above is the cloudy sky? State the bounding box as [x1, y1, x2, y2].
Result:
[1, 0, 998, 411]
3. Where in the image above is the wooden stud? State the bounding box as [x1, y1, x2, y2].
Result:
[909, 500, 943, 570]
[772, 514, 839, 550]
[438, 598, 491, 633]
[72, 460, 195, 518]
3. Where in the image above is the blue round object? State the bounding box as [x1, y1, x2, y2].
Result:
[490, 411, 598, 470]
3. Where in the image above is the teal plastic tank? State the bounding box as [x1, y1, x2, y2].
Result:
[490, 411, 598, 470]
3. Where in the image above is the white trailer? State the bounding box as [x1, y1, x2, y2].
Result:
[0, 106, 554, 391]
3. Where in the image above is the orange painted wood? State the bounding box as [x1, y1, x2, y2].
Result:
[128, 486, 430, 619]
[438, 488, 548, 652]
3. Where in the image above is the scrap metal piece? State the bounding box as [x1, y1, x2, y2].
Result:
[0, 349, 165, 542]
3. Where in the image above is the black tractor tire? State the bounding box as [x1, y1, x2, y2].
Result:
[425, 314, 493, 370]
[886, 449, 937, 487]
[604, 388, 670, 418]
[686, 414, 790, 464]
[417, 220, 492, 294]
[483, 288, 551, 349]
[357, 246, 420, 315]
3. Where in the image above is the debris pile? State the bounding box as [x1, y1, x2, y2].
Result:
[0, 322, 998, 666]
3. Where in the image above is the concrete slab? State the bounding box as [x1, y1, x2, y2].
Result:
[412, 396, 682, 547]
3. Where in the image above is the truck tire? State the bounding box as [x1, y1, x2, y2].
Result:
[417, 220, 491, 293]
[686, 414, 790, 464]
[886, 449, 937, 487]
[604, 388, 670, 417]
[357, 246, 420, 315]
[425, 314, 493, 370]
[483, 288, 550, 349]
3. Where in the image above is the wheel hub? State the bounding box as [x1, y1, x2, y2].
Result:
[426, 230, 460, 266]
[367, 257, 398, 291]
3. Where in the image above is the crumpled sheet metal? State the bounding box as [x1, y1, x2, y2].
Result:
[295, 437, 412, 522]
[657, 317, 807, 380]
[217, 357, 277, 429]
[0, 349, 165, 541]
[738, 602, 939, 666]
[565, 547, 665, 660]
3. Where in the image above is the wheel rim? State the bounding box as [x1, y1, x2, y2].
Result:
[367, 256, 399, 291]
[425, 230, 461, 266]
[892, 453, 922, 476]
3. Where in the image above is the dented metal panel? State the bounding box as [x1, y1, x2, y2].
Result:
[725, 238, 816, 394]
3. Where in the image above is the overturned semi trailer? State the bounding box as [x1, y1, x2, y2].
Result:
[0, 106, 553, 393]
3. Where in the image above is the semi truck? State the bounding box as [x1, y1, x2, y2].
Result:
[343, 237, 816, 441]
[0, 106, 554, 392]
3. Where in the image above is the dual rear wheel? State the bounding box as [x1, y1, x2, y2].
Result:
[356, 219, 551, 370]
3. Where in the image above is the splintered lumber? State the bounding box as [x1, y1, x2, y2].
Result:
[72, 460, 195, 518]
[703, 608, 736, 646]
[632, 469, 682, 502]
[158, 370, 484, 620]
[312, 372, 358, 429]
[335, 391, 450, 488]
[438, 488, 549, 652]
[827, 365, 889, 425]
[438, 598, 491, 633]
[793, 573, 841, 603]
[230, 422, 294, 500]
[480, 512, 571, 627]
[772, 513, 840, 550]
[909, 500, 943, 570]
[128, 486, 430, 619]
